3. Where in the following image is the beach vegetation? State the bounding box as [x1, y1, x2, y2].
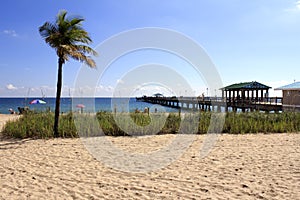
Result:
[2, 111, 300, 139]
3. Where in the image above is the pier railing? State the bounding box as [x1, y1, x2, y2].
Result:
[226, 97, 282, 105]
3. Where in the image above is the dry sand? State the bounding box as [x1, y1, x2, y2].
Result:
[0, 115, 299, 199]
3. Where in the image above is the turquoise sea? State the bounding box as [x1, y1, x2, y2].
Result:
[0, 97, 178, 114]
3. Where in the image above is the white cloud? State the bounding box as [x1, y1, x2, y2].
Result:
[116, 79, 124, 84]
[284, 1, 300, 12]
[106, 86, 114, 91]
[70, 85, 117, 97]
[3, 30, 18, 37]
[6, 84, 17, 90]
[296, 0, 300, 9]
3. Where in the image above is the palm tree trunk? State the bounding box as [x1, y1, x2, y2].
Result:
[53, 57, 63, 137]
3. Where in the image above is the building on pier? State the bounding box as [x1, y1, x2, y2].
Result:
[220, 81, 282, 112]
[221, 81, 271, 102]
[153, 93, 164, 98]
[275, 82, 300, 111]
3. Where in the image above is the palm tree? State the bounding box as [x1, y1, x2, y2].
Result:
[39, 10, 97, 137]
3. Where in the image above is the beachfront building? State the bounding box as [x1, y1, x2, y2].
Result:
[275, 82, 300, 111]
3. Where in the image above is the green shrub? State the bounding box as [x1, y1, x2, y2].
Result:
[3, 112, 77, 138]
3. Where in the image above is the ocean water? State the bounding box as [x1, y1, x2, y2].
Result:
[0, 97, 178, 114]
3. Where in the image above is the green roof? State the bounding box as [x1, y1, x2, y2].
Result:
[153, 93, 164, 97]
[222, 81, 271, 90]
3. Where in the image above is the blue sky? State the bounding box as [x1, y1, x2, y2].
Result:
[1, 0, 300, 97]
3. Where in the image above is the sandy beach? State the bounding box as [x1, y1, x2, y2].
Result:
[0, 115, 299, 199]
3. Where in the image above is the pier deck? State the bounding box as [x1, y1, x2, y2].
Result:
[136, 96, 283, 112]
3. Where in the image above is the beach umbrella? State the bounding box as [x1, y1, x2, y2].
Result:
[76, 104, 85, 113]
[29, 99, 46, 104]
[76, 104, 85, 108]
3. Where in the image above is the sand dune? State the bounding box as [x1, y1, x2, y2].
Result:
[0, 115, 299, 199]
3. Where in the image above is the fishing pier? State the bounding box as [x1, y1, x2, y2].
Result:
[136, 81, 283, 112]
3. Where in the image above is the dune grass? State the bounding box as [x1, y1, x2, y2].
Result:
[224, 112, 300, 134]
[2, 111, 300, 139]
[2, 112, 77, 138]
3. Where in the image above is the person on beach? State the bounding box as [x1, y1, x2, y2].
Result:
[8, 108, 15, 114]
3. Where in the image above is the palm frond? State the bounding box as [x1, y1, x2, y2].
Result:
[39, 22, 58, 39]
[84, 57, 96, 68]
[57, 10, 67, 24]
[69, 18, 84, 27]
[69, 52, 96, 68]
[76, 45, 98, 56]
[69, 29, 92, 44]
[39, 10, 98, 67]
[60, 45, 96, 68]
